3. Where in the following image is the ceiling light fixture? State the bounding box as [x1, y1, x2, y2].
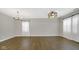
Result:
[13, 10, 23, 20]
[48, 9, 57, 19]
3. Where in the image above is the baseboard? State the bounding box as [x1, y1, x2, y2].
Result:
[16, 35, 59, 36]
[0, 35, 15, 42]
[0, 35, 78, 43]
[61, 35, 79, 42]
[0, 35, 59, 42]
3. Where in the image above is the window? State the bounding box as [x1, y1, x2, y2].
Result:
[63, 17, 71, 33]
[22, 21, 29, 33]
[63, 19, 67, 33]
[72, 15, 78, 34]
[63, 14, 79, 35]
[66, 18, 71, 33]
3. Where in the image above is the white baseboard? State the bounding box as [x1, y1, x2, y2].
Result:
[61, 35, 79, 42]
[15, 35, 59, 37]
[0, 35, 59, 42]
[0, 35, 15, 42]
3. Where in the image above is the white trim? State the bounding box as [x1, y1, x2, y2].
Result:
[2, 35, 78, 43]
[62, 35, 79, 42]
[0, 35, 15, 42]
[0, 35, 59, 42]
[15, 35, 59, 37]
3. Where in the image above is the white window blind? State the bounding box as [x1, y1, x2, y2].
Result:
[63, 17, 71, 33]
[22, 21, 29, 33]
[72, 15, 78, 34]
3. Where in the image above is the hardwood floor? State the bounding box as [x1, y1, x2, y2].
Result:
[0, 36, 79, 50]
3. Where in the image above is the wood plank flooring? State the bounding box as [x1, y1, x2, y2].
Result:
[0, 36, 79, 50]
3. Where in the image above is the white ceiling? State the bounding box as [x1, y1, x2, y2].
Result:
[0, 8, 75, 19]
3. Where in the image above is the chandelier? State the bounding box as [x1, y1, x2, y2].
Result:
[13, 11, 23, 20]
[48, 10, 57, 19]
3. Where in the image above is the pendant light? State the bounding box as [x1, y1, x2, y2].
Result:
[48, 8, 57, 19]
[13, 10, 23, 20]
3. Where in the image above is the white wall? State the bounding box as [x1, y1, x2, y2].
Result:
[58, 18, 63, 36]
[16, 18, 59, 36]
[30, 19, 59, 36]
[0, 13, 16, 42]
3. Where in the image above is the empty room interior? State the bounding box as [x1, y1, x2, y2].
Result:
[0, 8, 79, 50]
